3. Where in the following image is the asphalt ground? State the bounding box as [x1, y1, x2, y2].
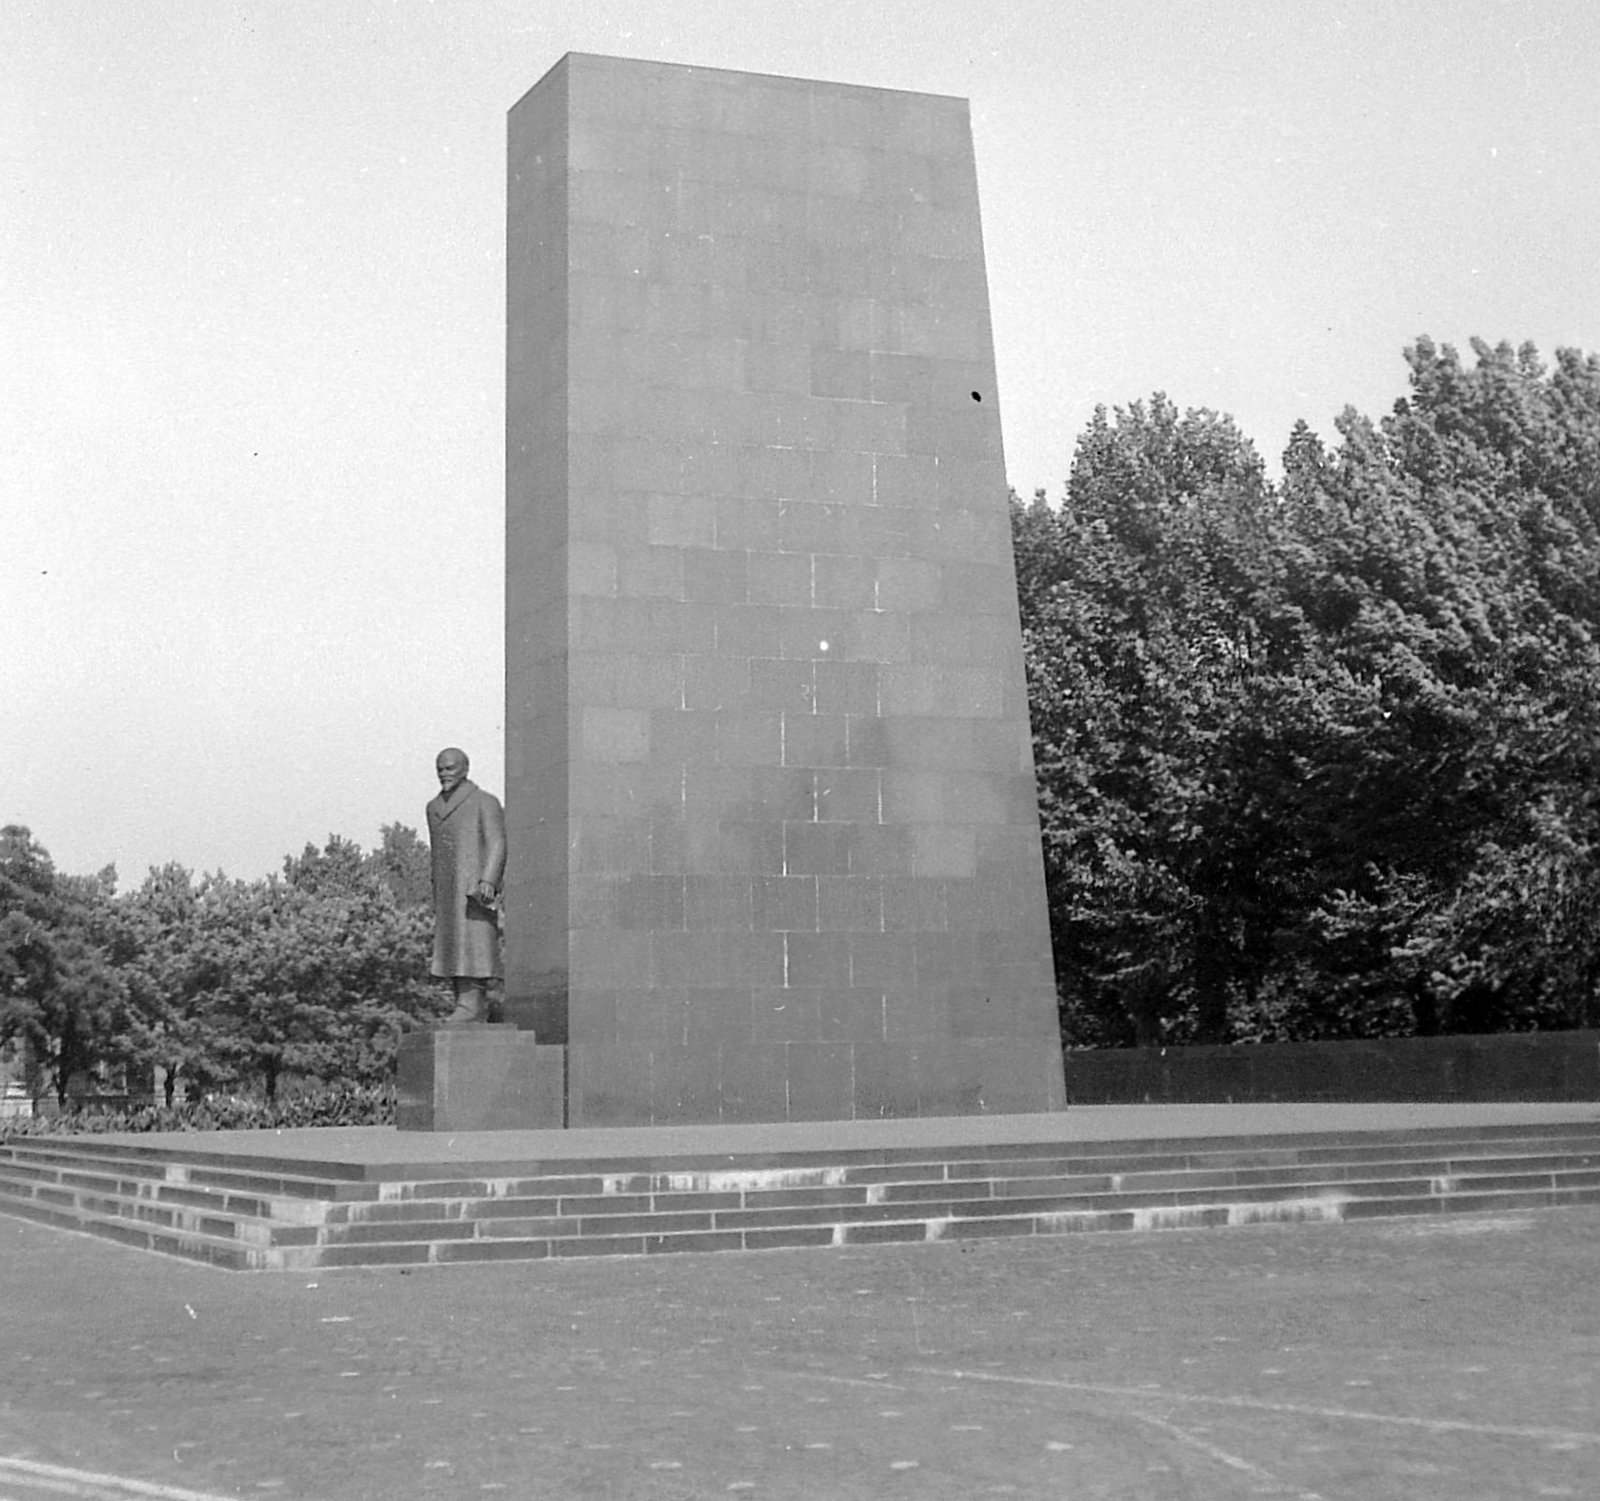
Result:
[1, 1206, 1596, 1500]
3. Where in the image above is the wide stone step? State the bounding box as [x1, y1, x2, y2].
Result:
[4, 1117, 1597, 1271]
[402, 1181, 1600, 1266]
[304, 1165, 1600, 1253]
[7, 1138, 1598, 1230]
[0, 1183, 313, 1270]
[0, 1168, 327, 1248]
[0, 1143, 376, 1205]
[7, 1122, 1598, 1190]
[4, 1164, 309, 1224]
[317, 1146, 1600, 1219]
[10, 1146, 1593, 1240]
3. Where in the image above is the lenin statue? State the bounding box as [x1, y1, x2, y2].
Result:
[426, 747, 507, 1024]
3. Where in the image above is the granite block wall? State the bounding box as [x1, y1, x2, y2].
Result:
[505, 53, 1066, 1125]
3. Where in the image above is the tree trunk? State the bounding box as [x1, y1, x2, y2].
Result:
[53, 1027, 74, 1110]
[1123, 970, 1167, 1047]
[1191, 923, 1232, 1043]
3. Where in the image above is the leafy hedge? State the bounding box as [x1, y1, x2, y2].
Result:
[1, 1081, 394, 1136]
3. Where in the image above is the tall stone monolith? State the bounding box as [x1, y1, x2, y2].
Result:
[503, 54, 1066, 1125]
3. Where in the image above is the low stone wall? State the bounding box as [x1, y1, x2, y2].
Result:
[1064, 1031, 1600, 1105]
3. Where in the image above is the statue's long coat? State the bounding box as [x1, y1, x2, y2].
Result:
[425, 780, 507, 979]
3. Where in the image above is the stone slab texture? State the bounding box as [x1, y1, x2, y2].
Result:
[396, 1028, 565, 1132]
[504, 53, 1066, 1126]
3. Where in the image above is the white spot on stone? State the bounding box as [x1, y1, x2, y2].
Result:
[1037, 1209, 1110, 1233]
[1130, 1205, 1217, 1231]
[1224, 1194, 1348, 1228]
[664, 1166, 849, 1193]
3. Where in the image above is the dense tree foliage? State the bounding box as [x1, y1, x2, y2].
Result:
[1, 825, 443, 1107]
[0, 827, 125, 1108]
[1021, 338, 1600, 1047]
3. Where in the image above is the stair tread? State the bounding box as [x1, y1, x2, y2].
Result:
[3, 1156, 1596, 1220]
[4, 1120, 1597, 1270]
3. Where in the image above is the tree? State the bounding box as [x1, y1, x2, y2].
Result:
[112, 863, 227, 1106]
[1019, 398, 1295, 1045]
[189, 838, 437, 1098]
[1277, 340, 1600, 1035]
[108, 832, 440, 1103]
[363, 823, 432, 908]
[1020, 340, 1600, 1047]
[0, 827, 126, 1107]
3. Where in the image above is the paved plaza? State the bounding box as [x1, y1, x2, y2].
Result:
[2, 1194, 1596, 1499]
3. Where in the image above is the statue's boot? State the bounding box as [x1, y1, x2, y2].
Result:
[445, 981, 488, 1025]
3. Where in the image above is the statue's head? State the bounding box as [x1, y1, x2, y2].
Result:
[435, 747, 469, 795]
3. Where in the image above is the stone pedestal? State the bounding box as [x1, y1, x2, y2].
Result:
[396, 1026, 566, 1131]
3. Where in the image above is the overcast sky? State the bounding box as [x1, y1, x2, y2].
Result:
[5, 0, 1598, 885]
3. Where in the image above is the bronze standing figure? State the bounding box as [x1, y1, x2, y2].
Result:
[425, 747, 506, 1024]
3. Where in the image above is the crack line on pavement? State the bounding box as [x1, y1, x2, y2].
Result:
[782, 1373, 910, 1392]
[1132, 1413, 1328, 1500]
[900, 1368, 1600, 1446]
[0, 1469, 153, 1501]
[0, 1457, 260, 1501]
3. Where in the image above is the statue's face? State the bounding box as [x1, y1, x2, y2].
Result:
[436, 751, 468, 795]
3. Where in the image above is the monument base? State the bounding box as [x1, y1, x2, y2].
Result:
[7, 1105, 1597, 1270]
[396, 1026, 566, 1131]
